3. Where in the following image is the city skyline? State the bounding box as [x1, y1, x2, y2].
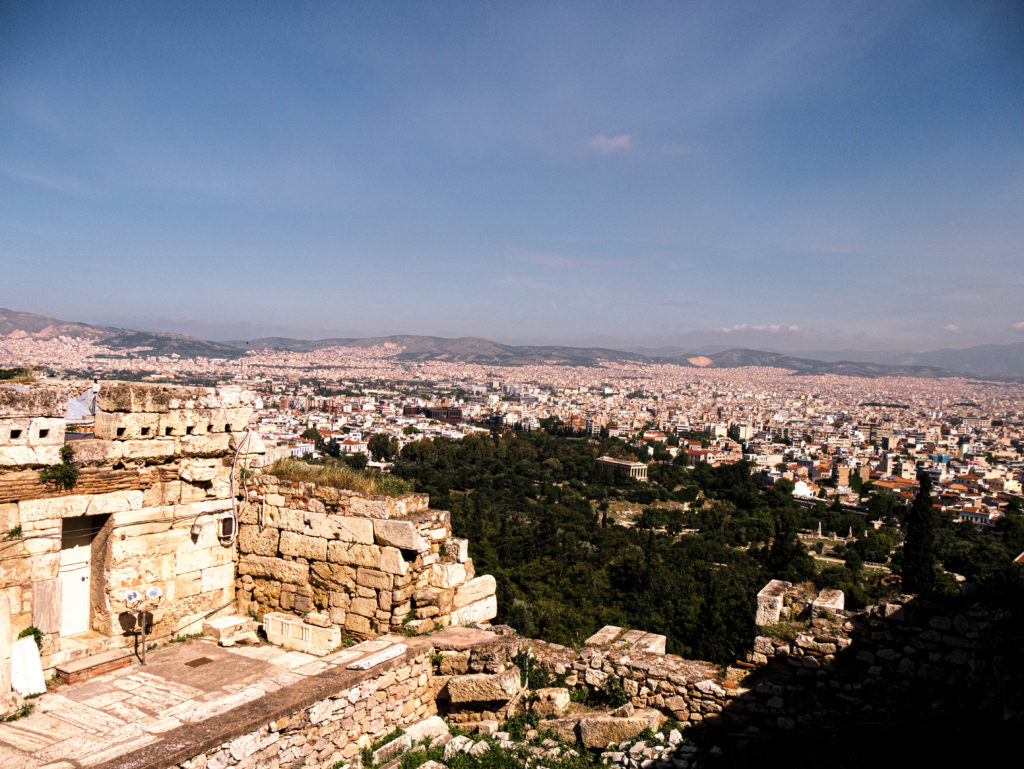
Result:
[2, 2, 1023, 351]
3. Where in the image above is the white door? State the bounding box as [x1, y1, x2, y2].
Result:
[60, 517, 94, 637]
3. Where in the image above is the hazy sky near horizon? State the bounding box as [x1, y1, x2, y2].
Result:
[2, 1, 1022, 352]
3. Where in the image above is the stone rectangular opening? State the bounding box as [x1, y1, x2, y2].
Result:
[165, 427, 173, 436]
[116, 427, 126, 437]
[9, 429, 21, 439]
[38, 428, 49, 439]
[59, 514, 111, 637]
[140, 427, 150, 436]
[186, 426, 194, 435]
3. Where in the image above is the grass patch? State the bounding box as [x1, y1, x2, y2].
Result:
[761, 622, 799, 643]
[4, 702, 34, 722]
[265, 458, 412, 497]
[169, 632, 203, 644]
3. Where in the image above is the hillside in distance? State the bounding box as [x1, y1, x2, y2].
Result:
[2, 306, 1022, 378]
[0, 307, 244, 359]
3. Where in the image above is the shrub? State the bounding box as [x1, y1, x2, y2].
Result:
[761, 622, 798, 643]
[39, 445, 78, 491]
[265, 458, 411, 497]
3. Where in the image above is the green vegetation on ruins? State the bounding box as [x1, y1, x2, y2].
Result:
[266, 458, 412, 498]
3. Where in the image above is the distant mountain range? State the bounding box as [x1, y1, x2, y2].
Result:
[2, 307, 1023, 380]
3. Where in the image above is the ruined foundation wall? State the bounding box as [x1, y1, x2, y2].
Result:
[235, 476, 498, 638]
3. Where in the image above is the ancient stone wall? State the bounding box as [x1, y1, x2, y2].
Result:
[0, 382, 258, 671]
[235, 475, 497, 638]
[165, 650, 435, 769]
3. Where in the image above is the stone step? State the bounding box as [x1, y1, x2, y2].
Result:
[55, 648, 131, 684]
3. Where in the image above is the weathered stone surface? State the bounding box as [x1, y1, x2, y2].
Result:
[203, 615, 259, 646]
[453, 575, 496, 609]
[756, 579, 792, 626]
[373, 519, 428, 551]
[812, 589, 845, 618]
[533, 687, 571, 717]
[238, 524, 279, 557]
[279, 531, 328, 561]
[539, 717, 579, 743]
[430, 562, 467, 589]
[98, 383, 208, 413]
[446, 666, 520, 703]
[379, 546, 410, 576]
[578, 709, 661, 749]
[238, 555, 309, 585]
[450, 595, 497, 627]
[0, 385, 68, 418]
[120, 438, 175, 460]
[177, 433, 232, 457]
[263, 612, 340, 655]
[0, 444, 61, 466]
[328, 541, 381, 568]
[94, 411, 161, 440]
[31, 578, 61, 635]
[179, 458, 222, 483]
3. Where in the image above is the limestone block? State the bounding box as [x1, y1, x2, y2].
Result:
[812, 589, 845, 618]
[279, 531, 328, 561]
[0, 386, 67, 418]
[450, 595, 497, 627]
[444, 538, 469, 563]
[405, 716, 450, 743]
[430, 562, 467, 589]
[373, 519, 428, 551]
[356, 568, 393, 591]
[533, 687, 571, 717]
[347, 496, 396, 519]
[756, 580, 792, 626]
[327, 516, 374, 544]
[578, 710, 661, 749]
[238, 555, 309, 585]
[119, 439, 175, 461]
[19, 494, 93, 522]
[238, 524, 280, 556]
[157, 409, 205, 437]
[98, 383, 208, 413]
[178, 458, 222, 483]
[177, 433, 231, 457]
[67, 438, 121, 465]
[94, 411, 160, 440]
[31, 579, 61, 635]
[0, 444, 61, 466]
[213, 386, 255, 408]
[0, 503, 18, 532]
[30, 553, 60, 582]
[446, 667, 520, 703]
[262, 612, 341, 655]
[201, 563, 236, 594]
[203, 615, 259, 647]
[379, 546, 410, 576]
[0, 417, 64, 447]
[453, 576, 496, 610]
[345, 612, 372, 634]
[221, 408, 253, 433]
[230, 430, 265, 454]
[350, 597, 377, 618]
[175, 571, 203, 599]
[328, 541, 381, 568]
[586, 626, 623, 648]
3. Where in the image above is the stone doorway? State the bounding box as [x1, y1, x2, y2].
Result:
[59, 514, 109, 637]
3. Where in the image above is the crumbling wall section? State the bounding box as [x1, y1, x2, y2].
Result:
[235, 475, 497, 637]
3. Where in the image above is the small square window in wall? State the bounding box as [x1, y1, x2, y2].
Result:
[140, 427, 150, 436]
[186, 426, 194, 435]
[116, 427, 126, 437]
[9, 429, 22, 439]
[38, 429, 49, 438]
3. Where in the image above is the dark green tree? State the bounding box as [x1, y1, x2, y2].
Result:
[902, 473, 938, 594]
[367, 433, 398, 461]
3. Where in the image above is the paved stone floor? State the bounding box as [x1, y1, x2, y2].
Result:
[0, 636, 405, 769]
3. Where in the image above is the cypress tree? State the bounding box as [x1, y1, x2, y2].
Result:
[902, 472, 937, 594]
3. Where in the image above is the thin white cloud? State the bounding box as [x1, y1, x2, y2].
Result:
[1013, 321, 1024, 331]
[944, 324, 961, 332]
[718, 323, 799, 333]
[588, 134, 633, 154]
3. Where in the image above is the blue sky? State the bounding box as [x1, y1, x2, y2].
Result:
[2, 1, 1022, 351]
